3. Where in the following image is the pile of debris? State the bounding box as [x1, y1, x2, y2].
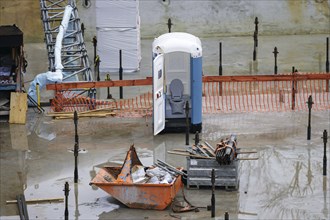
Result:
[93, 144, 184, 185]
[168, 134, 239, 165]
[90, 144, 184, 210]
[131, 159, 185, 184]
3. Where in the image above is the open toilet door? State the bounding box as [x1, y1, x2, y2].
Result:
[153, 54, 165, 135]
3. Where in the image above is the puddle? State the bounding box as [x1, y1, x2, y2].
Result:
[25, 172, 119, 219]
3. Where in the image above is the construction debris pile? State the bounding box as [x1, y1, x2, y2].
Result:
[168, 134, 238, 165]
[90, 145, 184, 210]
[94, 145, 183, 185]
[131, 163, 178, 184]
[123, 157, 186, 184]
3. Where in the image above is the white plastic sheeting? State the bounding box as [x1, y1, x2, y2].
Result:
[27, 71, 50, 104]
[97, 28, 141, 72]
[96, 0, 139, 28]
[53, 5, 73, 80]
[96, 0, 141, 73]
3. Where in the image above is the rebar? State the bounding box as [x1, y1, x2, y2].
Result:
[322, 130, 328, 176]
[119, 50, 123, 99]
[307, 95, 314, 140]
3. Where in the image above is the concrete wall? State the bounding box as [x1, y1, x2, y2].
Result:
[0, 0, 43, 42]
[0, 0, 329, 43]
[140, 0, 330, 38]
[0, 0, 95, 43]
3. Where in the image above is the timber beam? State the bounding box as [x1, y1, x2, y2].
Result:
[46, 73, 330, 91]
[202, 73, 330, 82]
[46, 77, 153, 90]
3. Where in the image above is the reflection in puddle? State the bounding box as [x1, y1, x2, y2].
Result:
[25, 175, 119, 219]
[240, 145, 329, 219]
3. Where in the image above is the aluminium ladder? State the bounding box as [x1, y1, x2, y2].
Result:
[39, 0, 93, 82]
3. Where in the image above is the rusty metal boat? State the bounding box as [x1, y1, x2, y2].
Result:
[90, 145, 183, 210]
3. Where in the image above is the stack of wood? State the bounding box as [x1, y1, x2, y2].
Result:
[47, 107, 116, 119]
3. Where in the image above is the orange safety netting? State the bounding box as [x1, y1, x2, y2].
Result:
[50, 90, 153, 117]
[202, 72, 329, 113]
[50, 72, 329, 117]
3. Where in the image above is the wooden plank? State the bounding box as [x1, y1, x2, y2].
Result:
[202, 73, 330, 83]
[46, 77, 153, 90]
[10, 124, 28, 150]
[46, 73, 330, 91]
[9, 92, 27, 124]
[6, 197, 64, 204]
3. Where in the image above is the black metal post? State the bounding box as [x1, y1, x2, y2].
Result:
[92, 36, 97, 64]
[253, 31, 257, 61]
[211, 169, 215, 218]
[273, 47, 278, 75]
[81, 23, 85, 38]
[195, 131, 199, 146]
[94, 55, 100, 81]
[225, 212, 229, 220]
[167, 18, 173, 33]
[219, 42, 222, 76]
[119, 50, 123, 99]
[219, 42, 223, 96]
[106, 74, 112, 99]
[326, 37, 329, 73]
[255, 17, 259, 35]
[291, 67, 296, 110]
[255, 17, 259, 48]
[64, 182, 70, 220]
[323, 130, 328, 176]
[74, 111, 79, 183]
[307, 95, 314, 140]
[185, 101, 190, 145]
[326, 37, 329, 92]
[253, 17, 258, 61]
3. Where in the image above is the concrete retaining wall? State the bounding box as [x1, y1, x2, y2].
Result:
[0, 0, 329, 42]
[140, 0, 330, 38]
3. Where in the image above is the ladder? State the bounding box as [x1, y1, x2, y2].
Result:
[39, 0, 93, 82]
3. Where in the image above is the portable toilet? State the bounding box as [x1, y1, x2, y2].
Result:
[152, 32, 202, 135]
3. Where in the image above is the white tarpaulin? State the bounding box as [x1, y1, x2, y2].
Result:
[97, 28, 141, 72]
[96, 0, 141, 73]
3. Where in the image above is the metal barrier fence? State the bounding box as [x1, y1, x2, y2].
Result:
[49, 72, 329, 116]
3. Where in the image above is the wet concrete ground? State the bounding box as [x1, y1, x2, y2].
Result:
[0, 111, 329, 219]
[0, 34, 329, 219]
